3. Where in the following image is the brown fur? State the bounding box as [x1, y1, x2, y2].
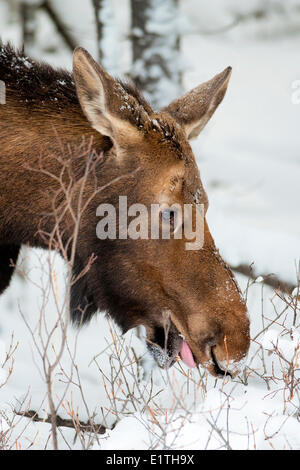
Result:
[0, 43, 250, 376]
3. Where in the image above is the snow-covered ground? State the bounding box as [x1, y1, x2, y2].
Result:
[0, 0, 300, 450]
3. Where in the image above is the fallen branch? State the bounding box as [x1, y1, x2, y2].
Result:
[14, 409, 106, 435]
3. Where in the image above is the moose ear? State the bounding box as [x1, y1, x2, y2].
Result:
[73, 47, 115, 137]
[73, 47, 144, 143]
[162, 67, 232, 140]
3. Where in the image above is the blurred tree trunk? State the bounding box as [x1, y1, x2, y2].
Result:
[20, 0, 38, 55]
[131, 0, 181, 109]
[91, 0, 116, 74]
[92, 0, 104, 62]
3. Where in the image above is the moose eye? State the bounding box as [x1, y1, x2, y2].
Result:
[160, 208, 182, 235]
[161, 209, 175, 222]
[159, 204, 182, 237]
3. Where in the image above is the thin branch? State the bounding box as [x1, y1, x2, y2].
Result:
[40, 0, 78, 51]
[232, 263, 295, 293]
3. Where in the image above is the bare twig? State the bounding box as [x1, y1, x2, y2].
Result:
[40, 1, 78, 51]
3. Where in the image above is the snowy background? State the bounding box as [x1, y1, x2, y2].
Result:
[0, 0, 300, 450]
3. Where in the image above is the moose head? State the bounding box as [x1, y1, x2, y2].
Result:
[69, 48, 250, 377]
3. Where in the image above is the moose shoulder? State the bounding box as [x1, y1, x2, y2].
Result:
[0, 43, 250, 377]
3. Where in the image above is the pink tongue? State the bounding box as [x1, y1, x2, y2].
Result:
[179, 341, 196, 368]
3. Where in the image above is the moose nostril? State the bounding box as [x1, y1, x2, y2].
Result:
[210, 347, 232, 378]
[153, 326, 166, 350]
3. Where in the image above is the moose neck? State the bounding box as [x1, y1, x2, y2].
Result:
[0, 87, 111, 249]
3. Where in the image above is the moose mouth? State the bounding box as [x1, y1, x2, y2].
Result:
[147, 323, 230, 377]
[179, 340, 196, 368]
[179, 341, 231, 377]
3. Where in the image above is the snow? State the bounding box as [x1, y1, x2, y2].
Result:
[98, 385, 300, 450]
[0, 0, 300, 450]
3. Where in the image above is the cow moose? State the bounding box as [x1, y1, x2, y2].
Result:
[0, 43, 250, 377]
